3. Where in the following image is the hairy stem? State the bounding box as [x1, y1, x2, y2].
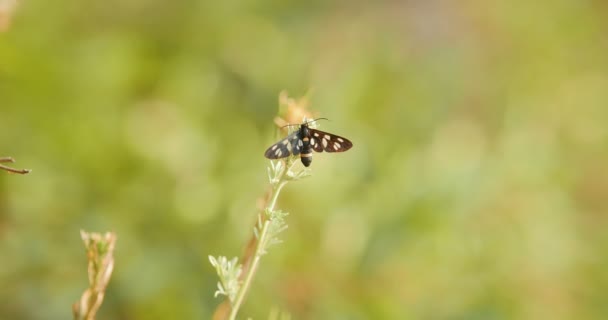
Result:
[225, 160, 294, 320]
[269, 181, 287, 211]
[228, 221, 269, 320]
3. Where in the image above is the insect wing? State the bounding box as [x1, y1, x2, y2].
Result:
[264, 131, 301, 159]
[310, 133, 324, 152]
[309, 129, 353, 153]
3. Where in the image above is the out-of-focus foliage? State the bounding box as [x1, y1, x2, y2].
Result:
[1, 0, 608, 319]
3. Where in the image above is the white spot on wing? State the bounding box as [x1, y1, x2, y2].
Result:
[283, 140, 289, 145]
[322, 139, 328, 148]
[333, 143, 339, 151]
[323, 134, 330, 140]
[274, 149, 282, 156]
[271, 145, 277, 150]
[337, 138, 344, 143]
[314, 132, 320, 137]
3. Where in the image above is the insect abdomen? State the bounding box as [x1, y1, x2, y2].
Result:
[300, 136, 312, 167]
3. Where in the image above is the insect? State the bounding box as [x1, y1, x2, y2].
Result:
[264, 119, 353, 167]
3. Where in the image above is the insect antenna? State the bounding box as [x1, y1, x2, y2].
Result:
[304, 117, 329, 125]
[279, 123, 300, 130]
[278, 118, 330, 130]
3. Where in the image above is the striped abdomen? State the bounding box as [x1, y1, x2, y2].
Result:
[300, 135, 313, 167]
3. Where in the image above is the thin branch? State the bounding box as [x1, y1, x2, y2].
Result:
[0, 157, 30, 174]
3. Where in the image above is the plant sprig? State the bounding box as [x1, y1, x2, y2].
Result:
[209, 256, 243, 303]
[73, 231, 117, 320]
[211, 93, 315, 320]
[0, 157, 30, 174]
[210, 156, 310, 320]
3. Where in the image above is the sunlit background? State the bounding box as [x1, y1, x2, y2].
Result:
[2, 0, 608, 319]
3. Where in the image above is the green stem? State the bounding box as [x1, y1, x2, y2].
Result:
[228, 221, 269, 320]
[269, 181, 287, 211]
[227, 160, 293, 320]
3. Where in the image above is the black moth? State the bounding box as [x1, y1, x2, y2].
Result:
[264, 120, 353, 167]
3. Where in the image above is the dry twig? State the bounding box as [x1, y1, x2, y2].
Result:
[0, 157, 31, 174]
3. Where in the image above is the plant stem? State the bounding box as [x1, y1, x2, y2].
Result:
[226, 161, 292, 320]
[269, 181, 287, 211]
[73, 231, 116, 320]
[0, 157, 31, 174]
[228, 221, 269, 320]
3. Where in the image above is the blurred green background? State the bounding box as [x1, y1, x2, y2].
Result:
[2, 0, 608, 319]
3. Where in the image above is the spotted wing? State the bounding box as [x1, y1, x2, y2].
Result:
[309, 129, 353, 153]
[264, 131, 303, 159]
